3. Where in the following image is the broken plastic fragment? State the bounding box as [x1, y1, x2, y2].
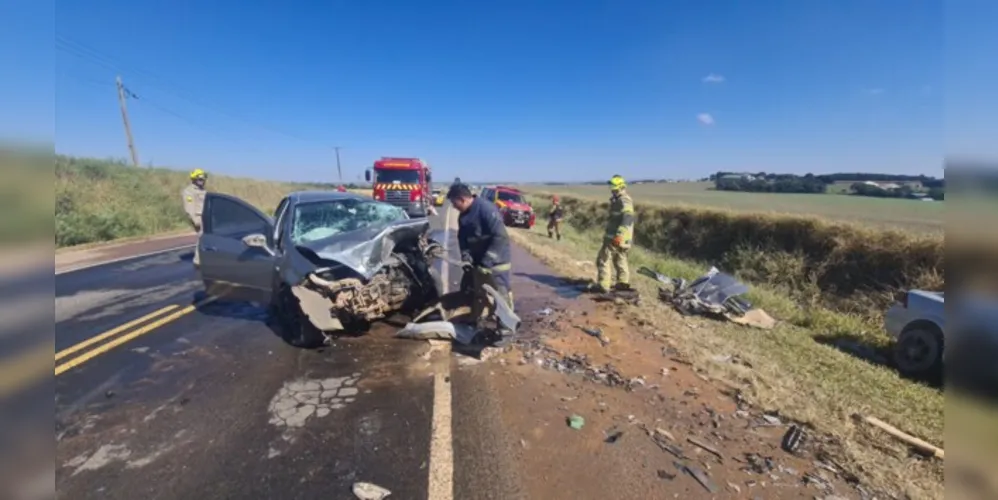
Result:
[352, 481, 391, 499]
[567, 414, 585, 430]
[395, 321, 478, 345]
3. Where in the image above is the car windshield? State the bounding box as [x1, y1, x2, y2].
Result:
[496, 191, 525, 204]
[375, 169, 421, 184]
[291, 199, 406, 244]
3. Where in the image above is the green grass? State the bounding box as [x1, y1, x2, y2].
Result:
[55, 155, 335, 248]
[523, 182, 944, 233]
[507, 217, 945, 499]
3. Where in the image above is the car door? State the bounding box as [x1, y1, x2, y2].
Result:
[199, 192, 276, 304]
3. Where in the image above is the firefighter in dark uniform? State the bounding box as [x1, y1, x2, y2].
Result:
[446, 182, 515, 341]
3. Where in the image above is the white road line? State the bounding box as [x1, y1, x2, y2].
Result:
[55, 244, 194, 276]
[428, 206, 455, 500]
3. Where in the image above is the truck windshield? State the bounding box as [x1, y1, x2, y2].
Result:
[375, 169, 421, 184]
[497, 191, 525, 204]
[291, 199, 406, 244]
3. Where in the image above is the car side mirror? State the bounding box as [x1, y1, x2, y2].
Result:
[242, 233, 274, 255]
[364, 170, 371, 182]
[426, 173, 432, 183]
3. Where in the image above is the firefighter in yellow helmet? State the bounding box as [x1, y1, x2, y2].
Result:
[182, 168, 208, 267]
[594, 174, 635, 293]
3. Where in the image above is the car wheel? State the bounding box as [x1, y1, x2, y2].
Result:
[892, 324, 943, 378]
[274, 287, 326, 349]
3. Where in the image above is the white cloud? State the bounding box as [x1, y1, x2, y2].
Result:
[702, 73, 725, 84]
[697, 113, 715, 125]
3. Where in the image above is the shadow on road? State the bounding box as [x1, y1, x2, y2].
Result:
[514, 272, 587, 299]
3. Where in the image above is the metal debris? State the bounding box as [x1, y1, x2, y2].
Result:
[687, 436, 724, 462]
[395, 321, 478, 345]
[761, 414, 782, 426]
[604, 430, 624, 443]
[352, 482, 391, 499]
[656, 469, 676, 480]
[677, 461, 718, 494]
[518, 345, 629, 389]
[578, 326, 610, 346]
[535, 307, 553, 316]
[637, 266, 776, 329]
[782, 424, 805, 453]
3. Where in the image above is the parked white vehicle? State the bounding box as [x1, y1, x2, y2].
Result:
[884, 290, 945, 378]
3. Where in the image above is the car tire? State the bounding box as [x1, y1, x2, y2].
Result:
[892, 322, 944, 379]
[273, 286, 326, 349]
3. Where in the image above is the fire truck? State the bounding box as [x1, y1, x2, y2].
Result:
[365, 157, 433, 218]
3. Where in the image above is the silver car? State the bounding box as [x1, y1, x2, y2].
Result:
[197, 191, 445, 347]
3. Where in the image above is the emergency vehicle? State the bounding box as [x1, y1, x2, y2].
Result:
[365, 157, 433, 217]
[479, 185, 536, 229]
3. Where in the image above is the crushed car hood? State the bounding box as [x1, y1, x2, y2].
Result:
[297, 218, 433, 280]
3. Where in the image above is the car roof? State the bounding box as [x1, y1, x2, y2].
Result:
[289, 190, 368, 203]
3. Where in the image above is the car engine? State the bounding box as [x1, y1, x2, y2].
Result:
[300, 235, 443, 326]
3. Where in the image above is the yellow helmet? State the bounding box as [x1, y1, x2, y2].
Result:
[608, 174, 626, 191]
[190, 168, 207, 180]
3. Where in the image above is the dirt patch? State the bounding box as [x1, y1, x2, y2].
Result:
[471, 246, 872, 499]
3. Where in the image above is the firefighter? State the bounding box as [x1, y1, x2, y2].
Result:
[594, 174, 635, 293]
[547, 195, 564, 240]
[447, 182, 515, 343]
[182, 168, 208, 267]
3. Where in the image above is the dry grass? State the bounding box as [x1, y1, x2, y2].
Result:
[522, 193, 943, 348]
[524, 183, 945, 233]
[55, 156, 344, 248]
[507, 223, 945, 499]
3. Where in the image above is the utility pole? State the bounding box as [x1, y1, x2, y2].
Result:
[116, 75, 140, 167]
[334, 146, 343, 182]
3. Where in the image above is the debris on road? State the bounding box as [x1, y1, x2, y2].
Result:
[567, 414, 585, 430]
[604, 429, 624, 443]
[352, 481, 391, 499]
[535, 307, 553, 316]
[656, 469, 676, 480]
[781, 424, 805, 454]
[577, 325, 610, 346]
[394, 320, 478, 345]
[686, 436, 725, 462]
[637, 266, 776, 329]
[676, 461, 718, 494]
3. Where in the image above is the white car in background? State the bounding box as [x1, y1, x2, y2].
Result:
[885, 290, 944, 378]
[886, 290, 998, 386]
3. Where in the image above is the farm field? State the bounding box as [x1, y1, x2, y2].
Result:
[521, 182, 944, 233]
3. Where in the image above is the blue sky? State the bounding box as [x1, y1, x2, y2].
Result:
[6, 0, 985, 182]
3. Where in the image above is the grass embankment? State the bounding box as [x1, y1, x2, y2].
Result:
[537, 183, 945, 234]
[55, 156, 358, 248]
[510, 193, 945, 498]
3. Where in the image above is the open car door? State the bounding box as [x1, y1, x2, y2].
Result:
[199, 193, 276, 305]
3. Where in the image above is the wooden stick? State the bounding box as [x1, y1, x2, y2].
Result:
[853, 413, 944, 459]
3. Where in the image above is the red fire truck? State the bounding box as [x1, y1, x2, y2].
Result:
[365, 157, 433, 218]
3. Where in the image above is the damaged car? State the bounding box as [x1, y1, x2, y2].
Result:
[196, 191, 445, 347]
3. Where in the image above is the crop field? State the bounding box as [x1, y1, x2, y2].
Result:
[524, 182, 944, 233]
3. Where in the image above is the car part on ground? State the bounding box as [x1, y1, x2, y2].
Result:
[637, 266, 776, 329]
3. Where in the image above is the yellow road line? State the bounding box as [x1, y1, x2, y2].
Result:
[55, 297, 216, 376]
[55, 305, 180, 362]
[0, 341, 55, 399]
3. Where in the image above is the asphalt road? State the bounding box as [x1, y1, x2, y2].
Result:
[53, 210, 526, 500]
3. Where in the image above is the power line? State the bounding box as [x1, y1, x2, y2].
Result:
[55, 35, 340, 151]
